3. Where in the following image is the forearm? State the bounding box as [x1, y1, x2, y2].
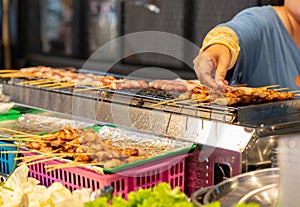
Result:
[200, 26, 240, 69]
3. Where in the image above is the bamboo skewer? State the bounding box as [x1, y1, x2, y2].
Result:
[74, 85, 111, 92]
[12, 133, 56, 138]
[50, 83, 75, 89]
[0, 137, 49, 143]
[150, 97, 181, 107]
[19, 79, 53, 85]
[290, 90, 300, 93]
[37, 81, 75, 89]
[0, 69, 19, 73]
[28, 80, 56, 86]
[45, 162, 104, 172]
[0, 73, 36, 78]
[18, 155, 66, 167]
[0, 127, 33, 136]
[166, 102, 178, 106]
[37, 83, 61, 88]
[166, 98, 194, 106]
[177, 99, 196, 103]
[16, 149, 63, 163]
[1, 150, 39, 154]
[0, 143, 23, 147]
[273, 87, 289, 91]
[260, 84, 280, 89]
[15, 152, 57, 161]
[166, 98, 198, 106]
[16, 152, 94, 161]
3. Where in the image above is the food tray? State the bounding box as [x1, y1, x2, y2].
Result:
[0, 104, 43, 122]
[22, 151, 188, 198]
[97, 126, 195, 173]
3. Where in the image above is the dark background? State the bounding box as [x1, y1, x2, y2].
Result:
[1, 0, 284, 79]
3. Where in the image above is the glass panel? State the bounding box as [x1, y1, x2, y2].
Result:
[87, 0, 119, 60]
[39, 0, 74, 56]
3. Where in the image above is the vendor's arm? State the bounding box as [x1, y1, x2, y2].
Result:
[193, 26, 239, 89]
[194, 7, 270, 89]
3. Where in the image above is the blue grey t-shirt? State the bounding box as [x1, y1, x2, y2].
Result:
[220, 6, 300, 90]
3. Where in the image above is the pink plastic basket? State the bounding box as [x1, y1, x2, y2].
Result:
[184, 145, 241, 196]
[23, 152, 188, 198]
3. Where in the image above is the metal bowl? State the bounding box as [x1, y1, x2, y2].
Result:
[191, 168, 279, 207]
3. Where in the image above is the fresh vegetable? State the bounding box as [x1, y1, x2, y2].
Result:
[84, 182, 194, 207]
[201, 201, 260, 207]
[0, 165, 92, 207]
[84, 182, 261, 207]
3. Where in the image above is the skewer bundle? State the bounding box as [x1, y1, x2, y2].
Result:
[152, 85, 297, 107]
[0, 126, 149, 172]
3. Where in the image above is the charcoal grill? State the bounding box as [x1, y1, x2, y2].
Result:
[1, 70, 300, 194]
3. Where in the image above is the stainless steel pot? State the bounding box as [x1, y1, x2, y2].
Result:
[191, 168, 279, 207]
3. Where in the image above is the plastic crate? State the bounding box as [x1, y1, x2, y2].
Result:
[184, 145, 241, 196]
[0, 141, 19, 175]
[23, 152, 188, 198]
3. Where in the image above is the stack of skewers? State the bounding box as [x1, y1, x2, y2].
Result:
[0, 126, 150, 173]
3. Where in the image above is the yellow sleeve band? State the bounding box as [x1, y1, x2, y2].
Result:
[200, 26, 240, 69]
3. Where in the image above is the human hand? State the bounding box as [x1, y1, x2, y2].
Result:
[193, 44, 231, 90]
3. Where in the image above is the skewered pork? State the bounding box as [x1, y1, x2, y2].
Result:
[178, 85, 295, 106]
[24, 126, 146, 168]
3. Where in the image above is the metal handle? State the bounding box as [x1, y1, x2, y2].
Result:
[190, 186, 216, 207]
